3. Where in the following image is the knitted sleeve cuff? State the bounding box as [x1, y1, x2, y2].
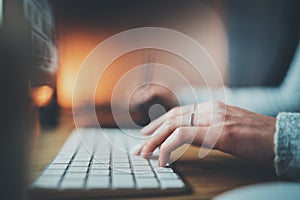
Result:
[274, 112, 300, 179]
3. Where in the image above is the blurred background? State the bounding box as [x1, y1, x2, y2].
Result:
[50, 0, 227, 110]
[25, 0, 230, 128]
[48, 0, 300, 122]
[0, 1, 299, 199]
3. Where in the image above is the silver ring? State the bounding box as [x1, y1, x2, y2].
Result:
[190, 112, 195, 126]
[190, 104, 197, 126]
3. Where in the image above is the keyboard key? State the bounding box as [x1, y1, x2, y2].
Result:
[64, 173, 86, 179]
[73, 155, 91, 162]
[112, 174, 134, 188]
[77, 150, 91, 155]
[154, 167, 174, 173]
[86, 177, 110, 189]
[94, 151, 110, 157]
[130, 157, 149, 166]
[56, 154, 74, 159]
[112, 154, 128, 160]
[134, 171, 155, 178]
[136, 178, 159, 189]
[149, 159, 159, 167]
[93, 152, 110, 157]
[52, 158, 70, 164]
[160, 179, 185, 188]
[47, 164, 68, 170]
[31, 128, 188, 194]
[130, 156, 148, 161]
[113, 157, 129, 162]
[68, 167, 88, 173]
[71, 161, 90, 167]
[90, 164, 110, 170]
[34, 176, 61, 189]
[112, 168, 132, 174]
[92, 159, 110, 165]
[89, 169, 110, 176]
[112, 163, 130, 168]
[132, 160, 149, 166]
[60, 179, 85, 189]
[133, 165, 152, 172]
[43, 169, 65, 176]
[156, 172, 178, 179]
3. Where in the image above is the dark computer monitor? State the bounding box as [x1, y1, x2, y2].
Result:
[0, 0, 57, 199]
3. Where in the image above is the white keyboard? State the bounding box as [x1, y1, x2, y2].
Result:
[29, 128, 190, 199]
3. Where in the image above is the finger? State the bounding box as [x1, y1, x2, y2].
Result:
[159, 127, 200, 166]
[140, 117, 182, 158]
[143, 110, 214, 142]
[140, 146, 154, 158]
[140, 113, 198, 158]
[140, 104, 197, 135]
[141, 110, 224, 157]
[159, 126, 216, 166]
[154, 109, 222, 166]
[140, 114, 166, 135]
[134, 141, 147, 155]
[140, 146, 159, 159]
[159, 127, 224, 167]
[140, 101, 220, 136]
[158, 128, 187, 166]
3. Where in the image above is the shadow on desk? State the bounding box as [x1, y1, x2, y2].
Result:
[172, 148, 277, 200]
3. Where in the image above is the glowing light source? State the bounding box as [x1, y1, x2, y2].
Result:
[31, 85, 54, 107]
[57, 30, 106, 108]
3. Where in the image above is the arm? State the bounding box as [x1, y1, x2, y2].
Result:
[178, 42, 300, 116]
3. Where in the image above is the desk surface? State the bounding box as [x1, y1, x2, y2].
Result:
[27, 114, 277, 200]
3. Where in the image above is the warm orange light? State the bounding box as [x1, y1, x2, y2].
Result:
[57, 29, 108, 108]
[31, 85, 54, 107]
[56, 10, 228, 109]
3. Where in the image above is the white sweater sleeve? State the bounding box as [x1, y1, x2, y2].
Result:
[275, 112, 300, 179]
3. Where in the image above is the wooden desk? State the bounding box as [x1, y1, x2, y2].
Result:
[27, 113, 277, 200]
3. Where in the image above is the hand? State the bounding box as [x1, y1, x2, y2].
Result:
[135, 101, 276, 167]
[129, 84, 179, 112]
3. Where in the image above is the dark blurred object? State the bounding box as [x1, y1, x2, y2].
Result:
[39, 89, 59, 128]
[22, 0, 58, 128]
[129, 85, 178, 126]
[0, 1, 32, 199]
[223, 0, 300, 87]
[0, 0, 57, 199]
[23, 0, 57, 87]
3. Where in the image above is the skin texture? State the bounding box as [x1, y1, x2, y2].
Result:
[134, 101, 277, 167]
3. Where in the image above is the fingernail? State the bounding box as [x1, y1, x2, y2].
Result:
[159, 159, 165, 167]
[141, 148, 148, 158]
